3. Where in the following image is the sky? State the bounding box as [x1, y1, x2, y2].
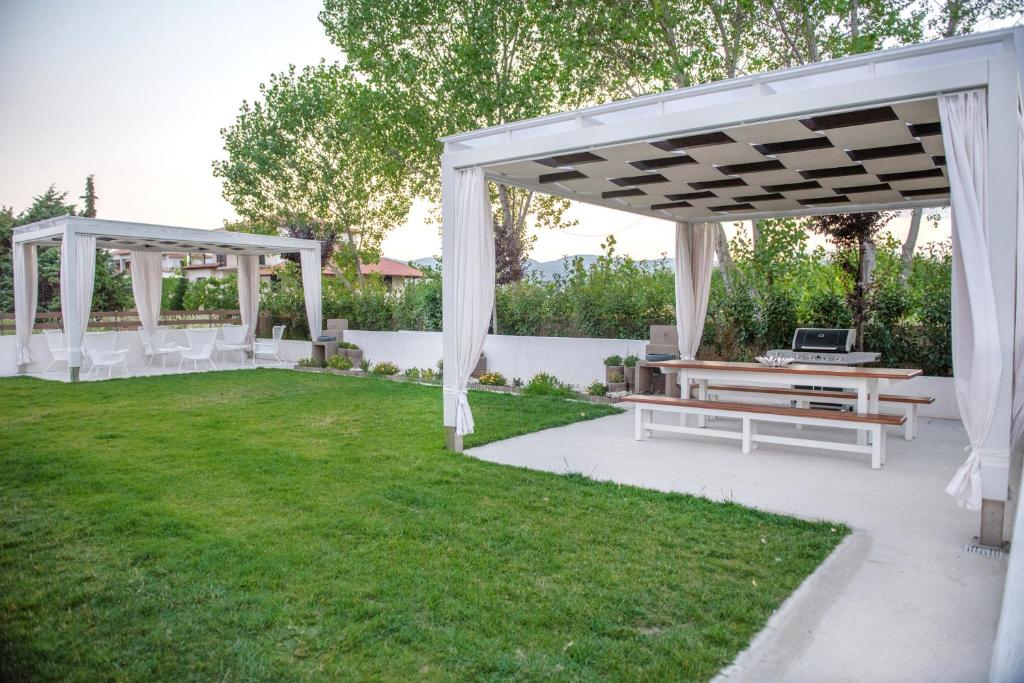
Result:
[0, 0, 952, 263]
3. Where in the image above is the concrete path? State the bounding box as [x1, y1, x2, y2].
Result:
[467, 409, 1007, 682]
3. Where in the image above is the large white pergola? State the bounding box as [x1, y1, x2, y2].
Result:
[439, 29, 1023, 678]
[11, 216, 324, 380]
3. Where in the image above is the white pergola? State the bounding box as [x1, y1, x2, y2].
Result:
[439, 28, 1024, 678]
[11, 216, 324, 380]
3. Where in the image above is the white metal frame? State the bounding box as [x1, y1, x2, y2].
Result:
[441, 26, 1022, 511]
[11, 216, 322, 381]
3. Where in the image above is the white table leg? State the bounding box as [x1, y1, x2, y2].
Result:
[697, 379, 708, 427]
[678, 370, 690, 426]
[856, 378, 869, 445]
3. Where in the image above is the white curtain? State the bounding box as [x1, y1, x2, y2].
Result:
[129, 249, 163, 330]
[674, 221, 717, 360]
[1012, 95, 1024, 448]
[59, 233, 97, 367]
[299, 249, 322, 340]
[13, 242, 38, 365]
[940, 90, 1003, 511]
[441, 167, 495, 435]
[237, 254, 260, 345]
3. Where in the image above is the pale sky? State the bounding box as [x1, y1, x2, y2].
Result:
[0, 0, 951, 263]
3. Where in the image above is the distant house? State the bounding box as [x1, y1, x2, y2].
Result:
[112, 249, 279, 282]
[110, 249, 190, 277]
[356, 258, 423, 292]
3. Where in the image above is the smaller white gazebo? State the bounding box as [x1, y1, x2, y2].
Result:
[11, 216, 324, 381]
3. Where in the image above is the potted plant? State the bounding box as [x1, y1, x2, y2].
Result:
[623, 355, 640, 387]
[603, 354, 624, 383]
[339, 341, 363, 365]
[607, 368, 627, 394]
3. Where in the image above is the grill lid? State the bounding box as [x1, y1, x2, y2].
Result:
[791, 328, 855, 353]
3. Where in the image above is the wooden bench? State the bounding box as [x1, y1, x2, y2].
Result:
[623, 395, 906, 469]
[701, 384, 934, 440]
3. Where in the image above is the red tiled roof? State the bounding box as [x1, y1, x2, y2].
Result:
[360, 258, 423, 278]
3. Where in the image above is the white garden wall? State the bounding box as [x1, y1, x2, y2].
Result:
[0, 328, 959, 420]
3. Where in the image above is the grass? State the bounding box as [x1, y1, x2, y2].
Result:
[0, 370, 847, 681]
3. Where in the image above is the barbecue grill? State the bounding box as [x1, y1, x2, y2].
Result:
[768, 328, 879, 366]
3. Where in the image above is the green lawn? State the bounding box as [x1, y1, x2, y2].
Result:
[0, 370, 846, 681]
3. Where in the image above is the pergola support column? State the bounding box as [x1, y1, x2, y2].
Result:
[62, 224, 83, 383]
[978, 55, 1020, 546]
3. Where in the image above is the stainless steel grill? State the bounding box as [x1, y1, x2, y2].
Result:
[768, 328, 880, 366]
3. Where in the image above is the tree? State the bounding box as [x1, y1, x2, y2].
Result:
[808, 211, 895, 347]
[319, 0, 600, 283]
[0, 183, 131, 313]
[80, 175, 98, 218]
[214, 63, 412, 288]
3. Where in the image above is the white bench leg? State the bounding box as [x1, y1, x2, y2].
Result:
[906, 405, 917, 440]
[870, 425, 883, 469]
[634, 406, 645, 441]
[741, 417, 751, 454]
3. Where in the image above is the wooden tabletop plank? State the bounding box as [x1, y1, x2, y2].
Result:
[649, 359, 922, 380]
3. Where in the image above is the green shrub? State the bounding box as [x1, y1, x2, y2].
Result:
[297, 357, 321, 368]
[404, 367, 422, 379]
[339, 341, 360, 350]
[360, 358, 371, 372]
[603, 354, 623, 367]
[523, 372, 576, 398]
[254, 222, 953, 375]
[623, 355, 640, 367]
[607, 369, 624, 384]
[478, 372, 507, 386]
[372, 361, 399, 376]
[327, 355, 354, 370]
[587, 381, 607, 396]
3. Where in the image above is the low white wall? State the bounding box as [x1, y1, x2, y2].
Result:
[345, 330, 645, 389]
[0, 328, 958, 419]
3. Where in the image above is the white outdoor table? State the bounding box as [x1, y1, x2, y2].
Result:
[649, 360, 922, 442]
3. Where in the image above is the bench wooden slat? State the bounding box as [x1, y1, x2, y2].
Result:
[704, 384, 934, 405]
[623, 395, 906, 426]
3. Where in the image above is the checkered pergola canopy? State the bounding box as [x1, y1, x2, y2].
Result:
[486, 98, 948, 222]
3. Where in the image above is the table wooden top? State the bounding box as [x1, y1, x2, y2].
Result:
[649, 359, 923, 380]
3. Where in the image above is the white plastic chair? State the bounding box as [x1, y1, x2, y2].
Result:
[42, 329, 70, 373]
[253, 325, 286, 366]
[179, 328, 218, 372]
[84, 331, 130, 379]
[139, 326, 182, 367]
[215, 323, 250, 363]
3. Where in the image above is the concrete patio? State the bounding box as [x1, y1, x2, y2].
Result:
[468, 408, 1009, 682]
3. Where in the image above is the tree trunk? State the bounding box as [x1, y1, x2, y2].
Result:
[750, 220, 761, 251]
[900, 208, 922, 283]
[345, 226, 365, 289]
[855, 237, 877, 351]
[714, 224, 736, 292]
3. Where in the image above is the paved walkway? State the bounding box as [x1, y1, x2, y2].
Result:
[468, 409, 1007, 682]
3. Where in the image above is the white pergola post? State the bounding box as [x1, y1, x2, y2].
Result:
[62, 224, 83, 383]
[978, 55, 1021, 546]
[440, 157, 460, 451]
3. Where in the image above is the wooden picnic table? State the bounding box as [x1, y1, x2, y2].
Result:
[649, 359, 922, 442]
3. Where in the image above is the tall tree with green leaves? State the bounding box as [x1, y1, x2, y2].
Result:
[319, 0, 610, 283]
[214, 64, 413, 287]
